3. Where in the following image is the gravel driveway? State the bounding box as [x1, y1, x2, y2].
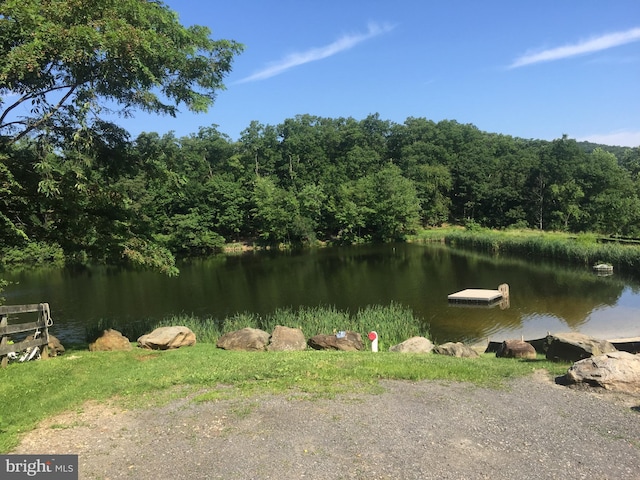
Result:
[13, 371, 640, 480]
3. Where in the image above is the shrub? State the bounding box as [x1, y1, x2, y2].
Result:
[0, 242, 65, 269]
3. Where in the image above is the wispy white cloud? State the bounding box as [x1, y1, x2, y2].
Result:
[237, 22, 396, 83]
[509, 27, 640, 68]
[577, 130, 640, 148]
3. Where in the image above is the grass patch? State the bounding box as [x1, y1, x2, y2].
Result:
[411, 227, 640, 274]
[85, 303, 429, 349]
[0, 344, 569, 453]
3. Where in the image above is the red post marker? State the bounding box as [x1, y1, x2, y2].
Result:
[368, 331, 378, 352]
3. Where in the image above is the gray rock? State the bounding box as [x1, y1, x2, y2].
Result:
[545, 332, 616, 362]
[307, 331, 363, 351]
[268, 325, 307, 351]
[496, 339, 536, 359]
[389, 336, 434, 353]
[564, 351, 640, 394]
[89, 329, 132, 352]
[138, 326, 196, 350]
[433, 342, 479, 358]
[216, 327, 270, 351]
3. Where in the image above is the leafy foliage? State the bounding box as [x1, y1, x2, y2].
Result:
[0, 0, 242, 273]
[1, 3, 638, 275]
[2, 101, 640, 274]
[0, 0, 243, 144]
[3, 114, 640, 274]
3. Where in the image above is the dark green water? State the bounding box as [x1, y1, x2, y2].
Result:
[4, 243, 640, 344]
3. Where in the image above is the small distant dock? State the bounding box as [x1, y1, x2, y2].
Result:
[593, 263, 614, 276]
[448, 284, 509, 306]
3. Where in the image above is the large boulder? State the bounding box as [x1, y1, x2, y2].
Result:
[24, 333, 65, 356]
[433, 342, 479, 358]
[389, 336, 434, 354]
[47, 334, 65, 357]
[89, 329, 132, 352]
[268, 325, 307, 351]
[545, 332, 617, 362]
[216, 327, 270, 351]
[564, 351, 640, 394]
[137, 326, 196, 350]
[307, 331, 363, 351]
[496, 340, 537, 360]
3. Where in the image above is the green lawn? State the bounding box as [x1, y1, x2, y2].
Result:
[0, 344, 569, 453]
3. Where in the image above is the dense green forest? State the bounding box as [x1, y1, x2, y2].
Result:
[1, 1, 639, 275]
[2, 114, 640, 274]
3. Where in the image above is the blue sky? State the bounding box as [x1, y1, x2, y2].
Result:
[118, 1, 640, 146]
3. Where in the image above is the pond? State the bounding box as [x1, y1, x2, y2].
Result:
[3, 243, 640, 345]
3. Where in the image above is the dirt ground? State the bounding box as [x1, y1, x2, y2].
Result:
[12, 371, 640, 480]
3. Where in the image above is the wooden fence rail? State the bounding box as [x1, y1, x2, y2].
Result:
[0, 303, 52, 368]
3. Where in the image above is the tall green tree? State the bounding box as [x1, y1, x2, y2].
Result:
[205, 173, 249, 240]
[0, 1, 242, 273]
[328, 181, 371, 244]
[331, 164, 421, 242]
[366, 164, 421, 241]
[177, 126, 250, 242]
[0, 0, 243, 145]
[251, 176, 300, 245]
[410, 163, 452, 226]
[577, 148, 640, 235]
[486, 137, 538, 228]
[527, 135, 585, 230]
[277, 115, 331, 188]
[239, 121, 279, 178]
[620, 147, 640, 180]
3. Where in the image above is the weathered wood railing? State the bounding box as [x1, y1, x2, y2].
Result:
[0, 303, 52, 368]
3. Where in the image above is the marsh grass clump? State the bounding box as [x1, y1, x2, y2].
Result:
[86, 303, 429, 349]
[413, 228, 640, 272]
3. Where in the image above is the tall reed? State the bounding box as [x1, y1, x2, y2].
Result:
[413, 228, 640, 272]
[86, 303, 430, 350]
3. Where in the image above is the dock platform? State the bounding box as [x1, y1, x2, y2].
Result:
[448, 289, 503, 304]
[447, 283, 509, 308]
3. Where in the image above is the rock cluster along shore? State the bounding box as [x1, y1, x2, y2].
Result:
[493, 332, 640, 394]
[83, 326, 640, 395]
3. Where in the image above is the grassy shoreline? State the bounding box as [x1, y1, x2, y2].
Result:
[0, 344, 569, 453]
[410, 227, 640, 274]
[2, 227, 631, 452]
[85, 303, 429, 350]
[4, 227, 639, 274]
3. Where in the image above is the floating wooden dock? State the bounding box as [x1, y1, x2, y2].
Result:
[447, 284, 509, 306]
[448, 289, 503, 303]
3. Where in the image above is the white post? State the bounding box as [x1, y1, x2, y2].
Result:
[368, 331, 378, 352]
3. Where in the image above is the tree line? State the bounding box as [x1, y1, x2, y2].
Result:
[2, 113, 640, 273]
[2, 1, 639, 275]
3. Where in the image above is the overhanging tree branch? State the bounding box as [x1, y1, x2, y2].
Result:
[0, 0, 243, 143]
[5, 84, 78, 145]
[0, 84, 78, 131]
